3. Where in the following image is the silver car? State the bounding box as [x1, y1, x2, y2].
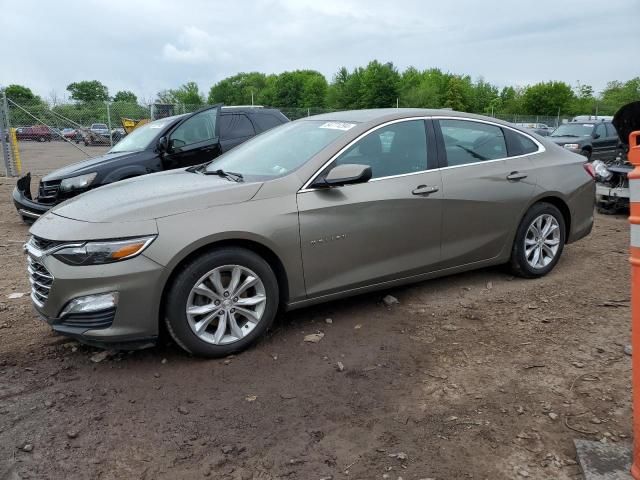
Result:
[26, 109, 595, 357]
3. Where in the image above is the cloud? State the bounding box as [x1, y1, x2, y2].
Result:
[0, 0, 637, 100]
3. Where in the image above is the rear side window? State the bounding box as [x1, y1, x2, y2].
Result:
[504, 129, 539, 156]
[219, 114, 255, 140]
[439, 119, 507, 166]
[606, 123, 618, 137]
[251, 113, 285, 132]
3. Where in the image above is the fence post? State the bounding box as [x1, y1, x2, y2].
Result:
[106, 101, 113, 147]
[630, 130, 640, 480]
[0, 92, 14, 177]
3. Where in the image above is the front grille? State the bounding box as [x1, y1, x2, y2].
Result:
[31, 236, 63, 252]
[37, 180, 61, 205]
[27, 256, 53, 306]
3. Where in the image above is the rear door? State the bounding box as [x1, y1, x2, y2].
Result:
[435, 118, 538, 268]
[219, 113, 256, 152]
[163, 105, 222, 169]
[591, 123, 611, 160]
[297, 119, 443, 297]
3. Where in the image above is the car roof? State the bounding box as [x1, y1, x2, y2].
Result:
[303, 108, 525, 129]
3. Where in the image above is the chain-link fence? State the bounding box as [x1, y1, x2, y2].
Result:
[0, 96, 568, 178]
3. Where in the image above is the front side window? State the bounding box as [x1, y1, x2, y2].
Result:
[606, 123, 618, 138]
[439, 119, 507, 166]
[595, 123, 606, 138]
[334, 120, 428, 179]
[170, 109, 217, 149]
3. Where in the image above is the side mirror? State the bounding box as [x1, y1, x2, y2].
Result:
[158, 136, 169, 152]
[592, 133, 600, 139]
[314, 163, 372, 188]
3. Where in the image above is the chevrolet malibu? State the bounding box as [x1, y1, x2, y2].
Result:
[26, 109, 595, 357]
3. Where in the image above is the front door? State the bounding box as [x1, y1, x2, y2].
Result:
[297, 119, 443, 298]
[163, 106, 221, 169]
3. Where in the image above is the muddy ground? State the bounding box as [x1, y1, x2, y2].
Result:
[0, 146, 633, 479]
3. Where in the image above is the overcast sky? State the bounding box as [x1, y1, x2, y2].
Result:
[1, 0, 638, 102]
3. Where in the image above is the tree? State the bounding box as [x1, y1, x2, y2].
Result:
[208, 72, 267, 105]
[600, 78, 640, 114]
[66, 80, 109, 103]
[521, 81, 575, 115]
[3, 84, 39, 104]
[113, 90, 138, 103]
[157, 82, 204, 107]
[443, 76, 466, 111]
[359, 60, 400, 108]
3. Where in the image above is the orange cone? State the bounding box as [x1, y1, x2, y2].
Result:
[630, 130, 640, 479]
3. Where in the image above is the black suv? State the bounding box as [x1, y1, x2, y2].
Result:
[13, 105, 289, 223]
[548, 120, 620, 161]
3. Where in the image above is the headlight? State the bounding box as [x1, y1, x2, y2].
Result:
[59, 172, 97, 192]
[592, 160, 613, 181]
[52, 236, 156, 266]
[563, 144, 581, 150]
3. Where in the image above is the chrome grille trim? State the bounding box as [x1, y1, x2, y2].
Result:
[26, 250, 54, 307]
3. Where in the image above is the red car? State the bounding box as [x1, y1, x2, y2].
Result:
[16, 126, 52, 142]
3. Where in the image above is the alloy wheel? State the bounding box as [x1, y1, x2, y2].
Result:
[524, 214, 561, 269]
[186, 265, 266, 345]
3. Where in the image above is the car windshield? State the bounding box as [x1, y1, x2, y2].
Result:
[109, 118, 171, 153]
[550, 124, 594, 137]
[206, 120, 355, 181]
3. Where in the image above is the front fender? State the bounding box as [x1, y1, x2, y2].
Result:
[101, 165, 156, 184]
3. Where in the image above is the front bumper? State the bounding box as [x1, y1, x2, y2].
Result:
[27, 248, 165, 345]
[12, 175, 51, 222]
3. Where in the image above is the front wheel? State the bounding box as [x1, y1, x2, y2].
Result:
[164, 248, 279, 357]
[509, 202, 566, 278]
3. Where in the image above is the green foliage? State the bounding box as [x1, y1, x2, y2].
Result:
[521, 81, 575, 115]
[600, 78, 640, 114]
[157, 82, 204, 107]
[113, 90, 138, 103]
[207, 72, 268, 105]
[3, 84, 40, 104]
[66, 80, 109, 103]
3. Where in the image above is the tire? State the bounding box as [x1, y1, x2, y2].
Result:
[509, 202, 566, 278]
[38, 136, 45, 142]
[580, 148, 592, 161]
[164, 248, 279, 357]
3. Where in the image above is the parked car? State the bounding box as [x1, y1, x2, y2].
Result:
[592, 101, 640, 213]
[16, 125, 52, 142]
[90, 123, 110, 136]
[548, 120, 620, 161]
[61, 128, 77, 140]
[515, 122, 553, 136]
[25, 109, 595, 357]
[13, 105, 289, 222]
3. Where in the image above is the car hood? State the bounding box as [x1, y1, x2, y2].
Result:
[548, 136, 588, 145]
[49, 169, 263, 223]
[42, 151, 142, 181]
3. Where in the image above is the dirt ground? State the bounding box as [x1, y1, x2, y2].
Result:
[0, 148, 633, 479]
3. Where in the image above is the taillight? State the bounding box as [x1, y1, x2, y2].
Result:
[583, 162, 595, 179]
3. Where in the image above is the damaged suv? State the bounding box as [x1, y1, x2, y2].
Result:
[12, 105, 288, 223]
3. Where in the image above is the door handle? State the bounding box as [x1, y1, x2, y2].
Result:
[412, 185, 439, 196]
[506, 171, 528, 181]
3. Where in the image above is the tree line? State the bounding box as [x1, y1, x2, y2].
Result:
[2, 60, 639, 123]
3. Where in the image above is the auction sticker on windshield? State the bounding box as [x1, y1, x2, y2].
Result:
[319, 122, 356, 131]
[149, 122, 167, 129]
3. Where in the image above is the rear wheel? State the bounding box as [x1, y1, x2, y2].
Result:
[164, 248, 279, 357]
[509, 202, 566, 278]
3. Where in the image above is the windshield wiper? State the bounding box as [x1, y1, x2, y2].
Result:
[203, 168, 244, 182]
